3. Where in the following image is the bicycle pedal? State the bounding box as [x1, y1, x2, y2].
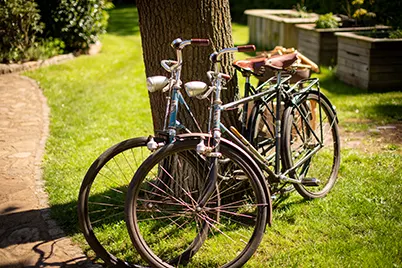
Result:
[301, 178, 320, 186]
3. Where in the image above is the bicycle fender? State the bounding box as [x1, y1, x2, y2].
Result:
[176, 133, 273, 226]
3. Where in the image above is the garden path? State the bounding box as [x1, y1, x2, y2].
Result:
[0, 74, 98, 267]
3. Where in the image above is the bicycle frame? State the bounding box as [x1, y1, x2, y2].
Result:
[204, 46, 329, 187]
[146, 38, 208, 146]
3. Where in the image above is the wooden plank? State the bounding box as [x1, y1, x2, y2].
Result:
[337, 69, 369, 89]
[298, 32, 319, 42]
[370, 56, 402, 65]
[337, 36, 372, 49]
[298, 38, 319, 50]
[338, 42, 370, 57]
[367, 80, 402, 91]
[337, 57, 369, 72]
[371, 41, 402, 50]
[370, 65, 402, 73]
[338, 50, 369, 65]
[370, 72, 402, 81]
[337, 62, 369, 80]
[369, 49, 402, 57]
[320, 53, 337, 65]
[321, 35, 337, 47]
[320, 43, 337, 51]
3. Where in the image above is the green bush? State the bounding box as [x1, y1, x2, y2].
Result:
[389, 29, 402, 39]
[0, 0, 44, 63]
[315, 13, 339, 28]
[36, 0, 110, 52]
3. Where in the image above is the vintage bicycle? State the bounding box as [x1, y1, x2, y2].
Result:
[124, 45, 340, 267]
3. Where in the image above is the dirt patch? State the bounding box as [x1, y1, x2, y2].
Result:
[340, 122, 402, 154]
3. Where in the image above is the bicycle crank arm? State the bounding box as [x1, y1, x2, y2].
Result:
[278, 175, 320, 186]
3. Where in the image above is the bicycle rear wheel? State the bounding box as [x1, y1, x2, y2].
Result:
[125, 137, 268, 267]
[247, 94, 278, 164]
[78, 137, 164, 266]
[282, 91, 340, 199]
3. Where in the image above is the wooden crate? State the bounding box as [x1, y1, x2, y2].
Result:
[296, 24, 390, 66]
[336, 32, 402, 91]
[245, 9, 318, 50]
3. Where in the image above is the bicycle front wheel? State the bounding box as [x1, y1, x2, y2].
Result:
[282, 91, 341, 199]
[78, 136, 164, 266]
[125, 138, 268, 267]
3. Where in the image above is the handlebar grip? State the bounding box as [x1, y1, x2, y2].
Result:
[237, 45, 256, 53]
[191, 39, 210, 46]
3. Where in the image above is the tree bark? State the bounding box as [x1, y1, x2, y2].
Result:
[136, 0, 239, 133]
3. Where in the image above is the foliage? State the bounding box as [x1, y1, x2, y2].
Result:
[0, 0, 44, 62]
[342, 0, 376, 26]
[315, 13, 339, 28]
[0, 0, 112, 62]
[35, 0, 111, 52]
[389, 29, 402, 39]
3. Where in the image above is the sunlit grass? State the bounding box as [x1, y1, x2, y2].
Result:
[26, 4, 402, 267]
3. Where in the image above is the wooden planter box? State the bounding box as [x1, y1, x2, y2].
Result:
[335, 31, 402, 91]
[245, 9, 318, 50]
[296, 24, 390, 66]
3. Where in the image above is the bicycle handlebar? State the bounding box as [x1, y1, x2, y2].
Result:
[210, 45, 256, 63]
[171, 38, 210, 50]
[237, 45, 256, 53]
[190, 39, 210, 46]
[163, 38, 210, 73]
[161, 60, 178, 72]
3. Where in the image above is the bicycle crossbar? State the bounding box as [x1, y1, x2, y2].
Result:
[288, 78, 319, 95]
[281, 143, 322, 177]
[220, 86, 276, 111]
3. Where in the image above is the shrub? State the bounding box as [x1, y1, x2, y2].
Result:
[389, 29, 402, 39]
[315, 13, 339, 28]
[0, 0, 44, 62]
[36, 0, 111, 52]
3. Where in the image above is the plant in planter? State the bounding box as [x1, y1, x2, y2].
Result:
[336, 29, 402, 91]
[296, 1, 389, 66]
[245, 9, 319, 50]
[342, 0, 377, 27]
[315, 12, 339, 29]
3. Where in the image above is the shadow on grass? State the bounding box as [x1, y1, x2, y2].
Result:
[315, 69, 366, 96]
[368, 103, 402, 121]
[107, 4, 140, 36]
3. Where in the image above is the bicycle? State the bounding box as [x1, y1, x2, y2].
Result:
[77, 38, 211, 267]
[228, 54, 340, 200]
[125, 45, 270, 268]
[125, 45, 340, 267]
[78, 38, 292, 267]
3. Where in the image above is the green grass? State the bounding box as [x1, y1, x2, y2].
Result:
[26, 5, 402, 267]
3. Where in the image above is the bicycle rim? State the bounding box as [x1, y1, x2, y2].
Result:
[125, 138, 267, 267]
[282, 92, 340, 199]
[78, 137, 164, 266]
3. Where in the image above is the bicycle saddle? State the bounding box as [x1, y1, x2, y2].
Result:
[233, 52, 298, 74]
[233, 57, 266, 73]
[264, 52, 298, 70]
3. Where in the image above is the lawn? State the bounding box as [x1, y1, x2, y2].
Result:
[27, 5, 402, 268]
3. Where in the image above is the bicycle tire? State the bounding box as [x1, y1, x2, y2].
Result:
[281, 91, 341, 199]
[78, 136, 165, 267]
[125, 137, 268, 268]
[247, 93, 278, 164]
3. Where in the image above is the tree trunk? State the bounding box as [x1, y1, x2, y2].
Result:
[136, 0, 239, 133]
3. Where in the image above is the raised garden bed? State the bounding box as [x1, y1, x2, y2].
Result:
[245, 9, 318, 50]
[296, 24, 390, 66]
[335, 31, 402, 91]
